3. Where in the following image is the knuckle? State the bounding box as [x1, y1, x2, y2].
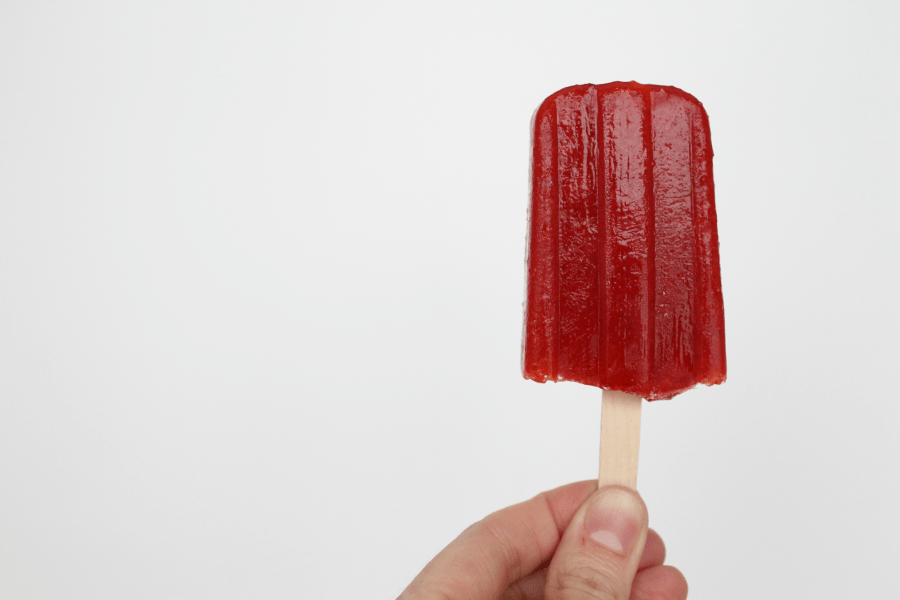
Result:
[476, 514, 526, 576]
[550, 563, 624, 600]
[398, 585, 456, 600]
[498, 581, 530, 600]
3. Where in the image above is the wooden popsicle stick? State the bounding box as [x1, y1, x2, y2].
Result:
[598, 390, 643, 489]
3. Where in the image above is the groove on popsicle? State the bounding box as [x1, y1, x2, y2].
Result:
[645, 88, 657, 398]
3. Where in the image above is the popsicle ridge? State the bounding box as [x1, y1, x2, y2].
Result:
[523, 82, 726, 400]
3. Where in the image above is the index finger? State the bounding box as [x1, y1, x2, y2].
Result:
[399, 480, 597, 600]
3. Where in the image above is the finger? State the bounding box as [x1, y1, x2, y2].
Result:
[637, 529, 666, 572]
[500, 567, 547, 600]
[500, 524, 671, 600]
[630, 565, 688, 600]
[399, 480, 597, 600]
[544, 486, 649, 600]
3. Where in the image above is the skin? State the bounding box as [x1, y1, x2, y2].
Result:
[399, 481, 688, 600]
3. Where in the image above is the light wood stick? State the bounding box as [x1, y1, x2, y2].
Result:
[598, 390, 643, 489]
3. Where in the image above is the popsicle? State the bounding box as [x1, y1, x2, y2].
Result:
[522, 82, 726, 486]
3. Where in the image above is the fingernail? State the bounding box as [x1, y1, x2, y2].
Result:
[583, 487, 643, 555]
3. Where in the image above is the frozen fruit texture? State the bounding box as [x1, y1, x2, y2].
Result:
[522, 82, 725, 400]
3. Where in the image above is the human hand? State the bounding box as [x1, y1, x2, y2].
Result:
[399, 481, 687, 600]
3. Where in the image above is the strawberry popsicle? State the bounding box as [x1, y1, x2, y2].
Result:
[523, 81, 726, 401]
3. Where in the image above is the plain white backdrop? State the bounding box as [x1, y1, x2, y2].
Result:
[1, 1, 898, 598]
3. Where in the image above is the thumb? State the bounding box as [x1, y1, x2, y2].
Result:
[545, 485, 649, 600]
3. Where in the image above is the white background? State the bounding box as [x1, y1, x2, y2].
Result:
[1, 1, 898, 599]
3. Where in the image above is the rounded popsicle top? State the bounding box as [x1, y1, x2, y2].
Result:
[537, 81, 708, 112]
[532, 83, 713, 160]
[523, 82, 725, 400]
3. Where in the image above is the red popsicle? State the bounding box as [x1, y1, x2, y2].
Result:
[523, 81, 726, 401]
[522, 82, 726, 487]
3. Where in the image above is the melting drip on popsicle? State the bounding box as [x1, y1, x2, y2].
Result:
[522, 81, 726, 400]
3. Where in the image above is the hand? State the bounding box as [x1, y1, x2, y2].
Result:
[399, 481, 687, 600]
